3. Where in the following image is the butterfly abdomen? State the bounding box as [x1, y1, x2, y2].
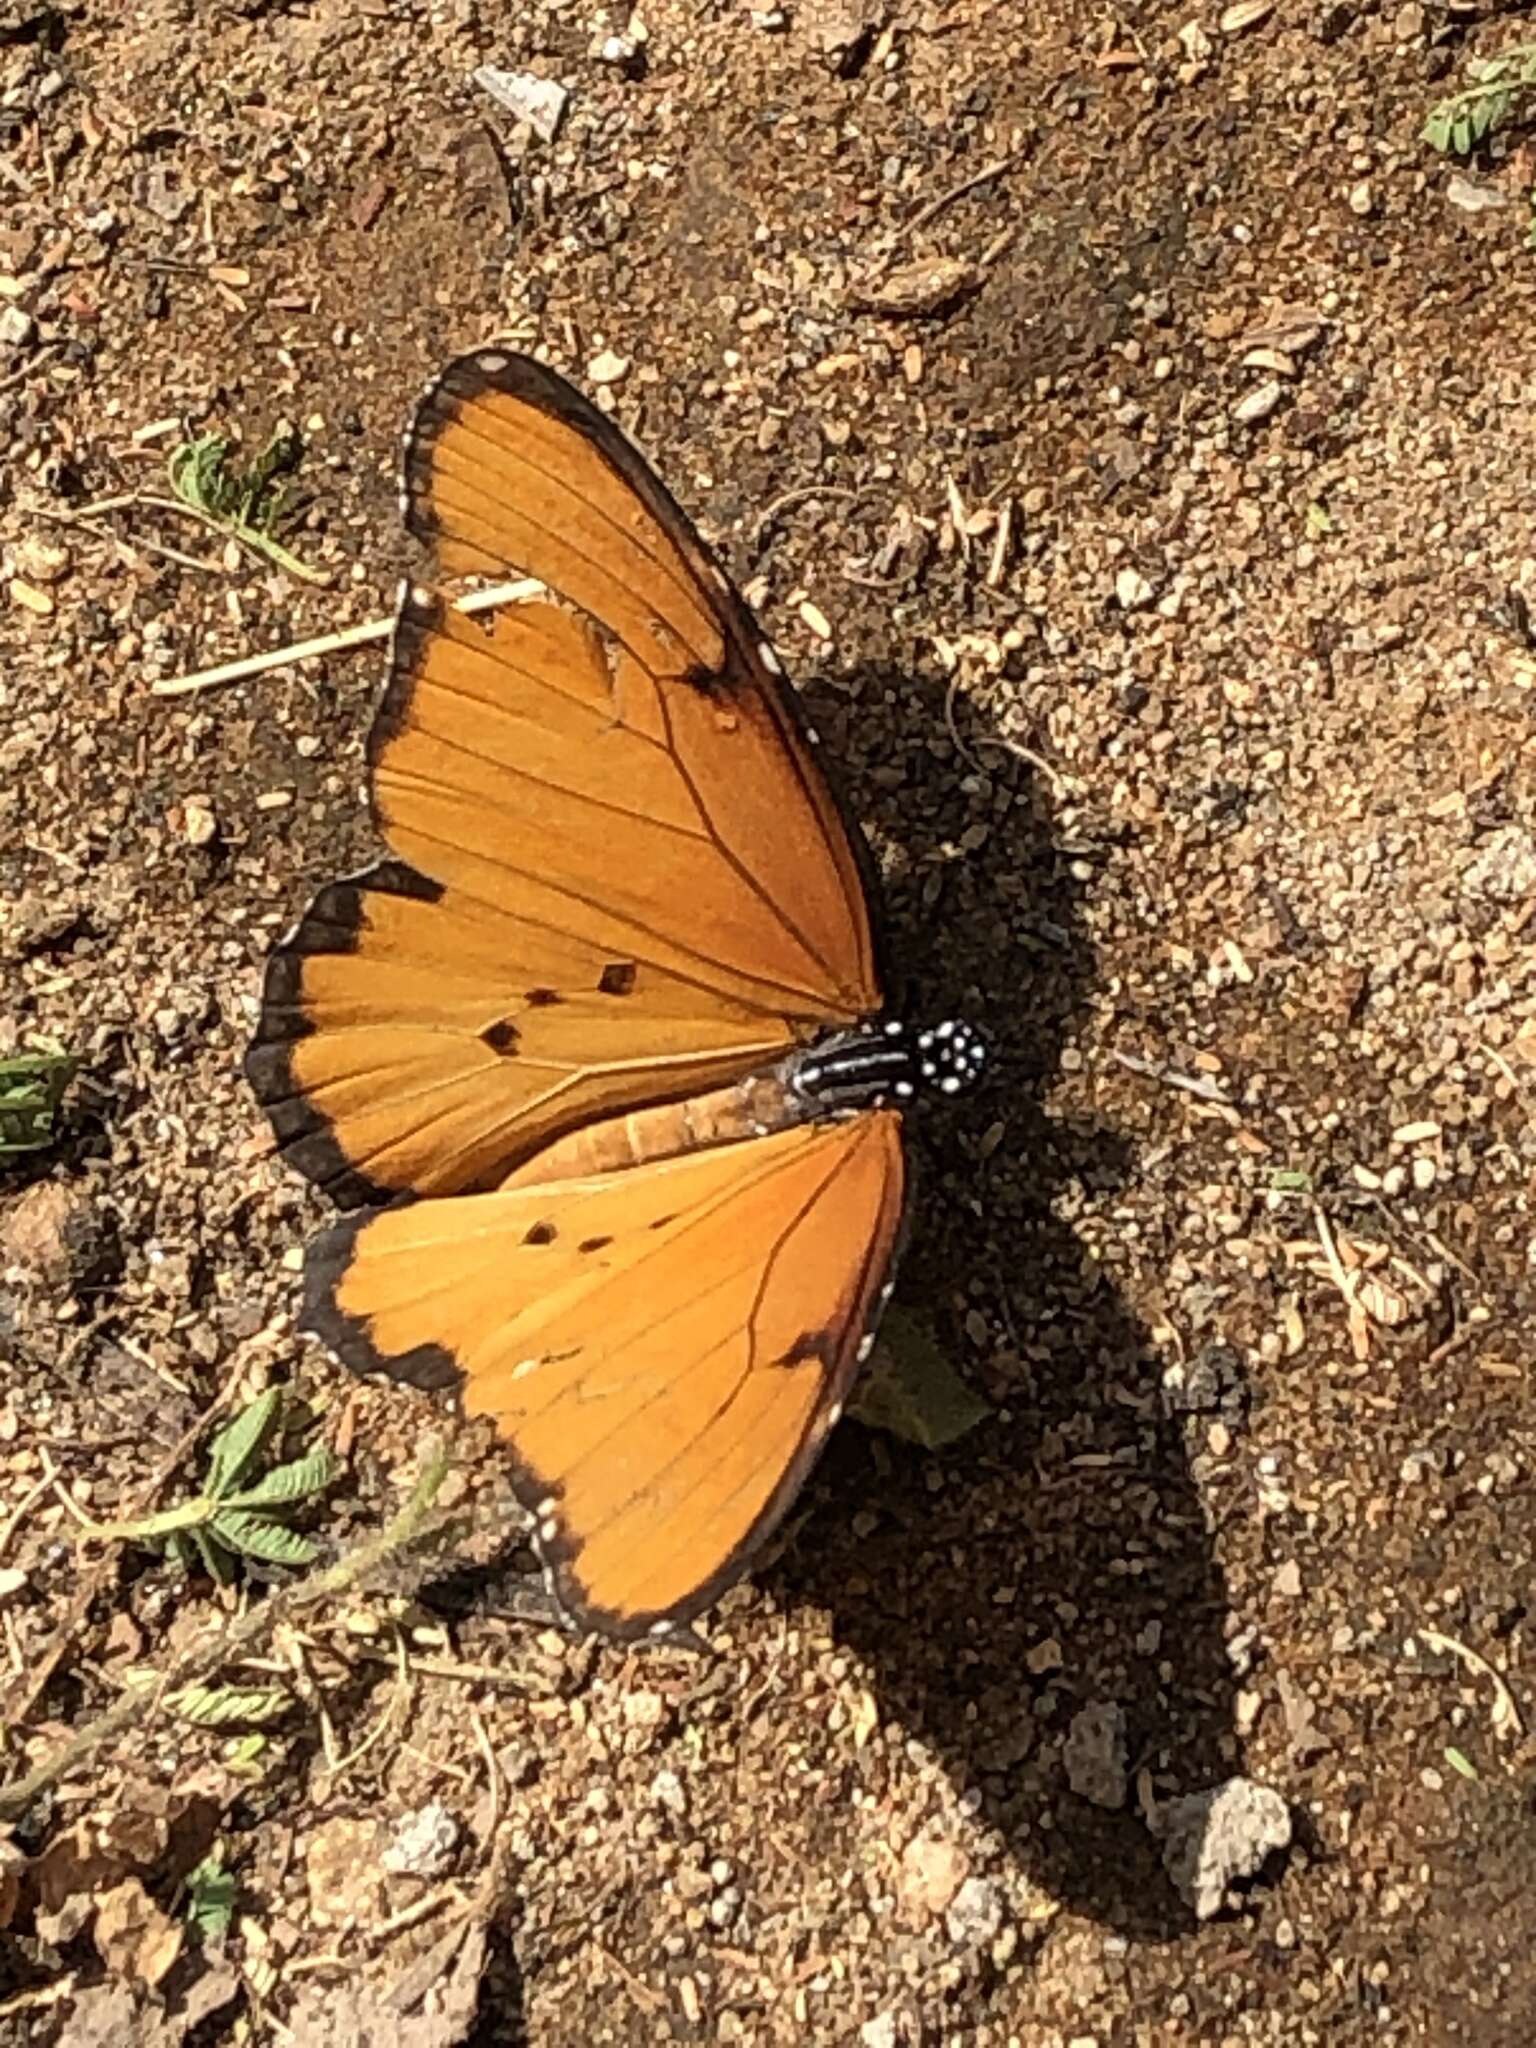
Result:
[497, 1019, 985, 1189]
[497, 1065, 812, 1189]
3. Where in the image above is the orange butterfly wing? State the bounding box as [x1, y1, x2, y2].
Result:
[304, 1113, 905, 1637]
[246, 352, 884, 1207]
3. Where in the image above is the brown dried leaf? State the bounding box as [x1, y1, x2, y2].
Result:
[0, 1833, 24, 1930]
[35, 1823, 131, 1914]
[52, 1977, 213, 2048]
[849, 255, 980, 318]
[288, 1920, 490, 2043]
[33, 1786, 222, 1917]
[93, 1877, 184, 1990]
[1239, 306, 1328, 357]
[1356, 1274, 1409, 1327]
[1220, 0, 1274, 30]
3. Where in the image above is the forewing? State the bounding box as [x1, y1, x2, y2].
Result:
[402, 348, 882, 1010]
[249, 349, 887, 1205]
[245, 858, 795, 1210]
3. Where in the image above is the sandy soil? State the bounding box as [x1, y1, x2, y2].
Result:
[3, 0, 1536, 2042]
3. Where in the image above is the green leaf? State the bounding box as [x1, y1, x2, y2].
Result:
[0, 1051, 74, 1154]
[208, 1510, 317, 1566]
[1422, 107, 1454, 153]
[184, 1852, 237, 1939]
[1445, 1745, 1479, 1781]
[206, 1389, 283, 1499]
[221, 1448, 335, 1509]
[166, 426, 324, 584]
[170, 1683, 292, 1728]
[191, 1525, 240, 1585]
[848, 1308, 992, 1450]
[223, 1732, 271, 1775]
[1424, 80, 1517, 157]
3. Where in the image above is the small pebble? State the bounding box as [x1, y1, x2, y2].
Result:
[1064, 1701, 1129, 1809]
[650, 1768, 687, 1816]
[171, 797, 217, 848]
[0, 305, 36, 351]
[472, 66, 568, 142]
[1233, 380, 1282, 424]
[382, 1801, 461, 1880]
[945, 1874, 1005, 1949]
[1153, 1778, 1292, 1920]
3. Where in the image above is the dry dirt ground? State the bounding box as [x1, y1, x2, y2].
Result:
[3, 0, 1536, 2042]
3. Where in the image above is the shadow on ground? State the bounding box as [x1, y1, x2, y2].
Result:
[767, 655, 1236, 1940]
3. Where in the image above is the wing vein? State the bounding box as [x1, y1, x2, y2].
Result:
[388, 820, 842, 1016]
[433, 417, 711, 663]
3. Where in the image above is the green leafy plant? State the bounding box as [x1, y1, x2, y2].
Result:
[222, 1731, 275, 1777]
[74, 1388, 335, 1580]
[183, 1850, 238, 1940]
[1423, 42, 1536, 157]
[167, 423, 325, 583]
[169, 1684, 293, 1728]
[849, 1307, 993, 1450]
[0, 1050, 74, 1155]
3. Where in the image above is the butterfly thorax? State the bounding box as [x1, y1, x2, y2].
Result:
[497, 1019, 985, 1191]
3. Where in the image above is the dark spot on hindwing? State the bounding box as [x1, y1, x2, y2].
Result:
[781, 1330, 835, 1370]
[523, 1220, 558, 1246]
[525, 987, 563, 1007]
[598, 961, 637, 996]
[578, 1235, 613, 1255]
[648, 1213, 678, 1231]
[682, 658, 734, 700]
[480, 1018, 521, 1056]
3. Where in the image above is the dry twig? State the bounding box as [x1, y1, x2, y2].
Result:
[1418, 1627, 1525, 1738]
[152, 577, 541, 696]
[893, 148, 1028, 248]
[1109, 1047, 1233, 1104]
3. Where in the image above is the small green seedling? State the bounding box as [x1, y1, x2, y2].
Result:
[0, 1050, 75, 1156]
[167, 423, 325, 583]
[74, 1387, 335, 1581]
[183, 1850, 238, 1940]
[849, 1307, 993, 1450]
[1423, 42, 1536, 158]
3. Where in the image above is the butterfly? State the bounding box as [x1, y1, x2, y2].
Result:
[247, 349, 984, 1641]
